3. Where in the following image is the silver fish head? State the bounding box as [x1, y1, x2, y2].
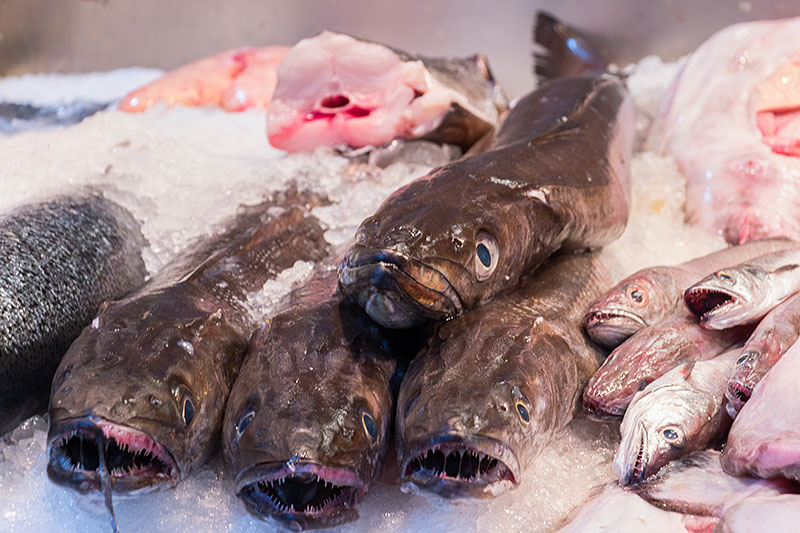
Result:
[614, 384, 716, 485]
[339, 163, 554, 328]
[396, 327, 564, 499]
[223, 303, 400, 529]
[47, 290, 245, 493]
[583, 267, 682, 348]
[683, 265, 768, 329]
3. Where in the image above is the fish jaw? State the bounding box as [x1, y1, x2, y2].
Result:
[234, 461, 367, 530]
[614, 422, 652, 486]
[338, 246, 464, 328]
[582, 307, 648, 348]
[683, 282, 747, 330]
[47, 416, 180, 494]
[400, 434, 520, 499]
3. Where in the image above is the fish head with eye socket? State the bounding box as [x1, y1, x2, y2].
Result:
[684, 265, 771, 329]
[614, 383, 719, 486]
[583, 267, 684, 348]
[222, 305, 397, 529]
[396, 324, 564, 499]
[339, 158, 556, 328]
[47, 287, 247, 494]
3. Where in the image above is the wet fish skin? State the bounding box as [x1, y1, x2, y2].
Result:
[684, 247, 800, 330]
[224, 270, 424, 530]
[397, 252, 616, 499]
[267, 31, 508, 152]
[726, 291, 800, 416]
[717, 494, 800, 533]
[0, 191, 146, 436]
[583, 314, 750, 418]
[583, 239, 797, 348]
[339, 74, 633, 328]
[614, 348, 738, 485]
[47, 191, 331, 494]
[723, 334, 800, 481]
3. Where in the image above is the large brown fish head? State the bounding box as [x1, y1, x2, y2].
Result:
[47, 287, 246, 494]
[583, 267, 683, 348]
[339, 160, 553, 328]
[223, 302, 403, 530]
[614, 381, 719, 485]
[397, 324, 565, 499]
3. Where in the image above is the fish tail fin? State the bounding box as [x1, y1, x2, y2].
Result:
[533, 11, 608, 83]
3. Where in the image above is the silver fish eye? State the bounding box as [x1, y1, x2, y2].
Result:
[737, 350, 757, 367]
[715, 270, 734, 283]
[361, 408, 378, 440]
[475, 230, 498, 282]
[659, 425, 685, 447]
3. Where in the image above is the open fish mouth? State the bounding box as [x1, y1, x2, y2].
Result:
[624, 429, 650, 485]
[582, 308, 647, 344]
[726, 380, 752, 415]
[338, 246, 464, 328]
[582, 394, 627, 419]
[235, 462, 366, 529]
[683, 286, 740, 324]
[47, 417, 179, 493]
[400, 435, 519, 499]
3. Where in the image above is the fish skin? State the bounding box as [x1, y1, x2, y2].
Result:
[223, 270, 425, 530]
[396, 251, 617, 499]
[684, 247, 800, 330]
[726, 291, 800, 415]
[0, 101, 110, 134]
[583, 239, 797, 348]
[339, 74, 633, 328]
[266, 31, 508, 153]
[47, 190, 331, 494]
[0, 191, 146, 436]
[651, 18, 800, 245]
[717, 494, 800, 533]
[614, 348, 739, 485]
[722, 335, 800, 481]
[583, 314, 750, 418]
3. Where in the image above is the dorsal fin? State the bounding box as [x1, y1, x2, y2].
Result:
[533, 11, 607, 83]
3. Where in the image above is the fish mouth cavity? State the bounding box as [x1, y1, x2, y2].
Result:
[401, 434, 520, 499]
[725, 379, 752, 414]
[235, 461, 366, 527]
[339, 246, 464, 327]
[47, 416, 180, 493]
[625, 427, 649, 485]
[683, 286, 739, 323]
[583, 308, 647, 331]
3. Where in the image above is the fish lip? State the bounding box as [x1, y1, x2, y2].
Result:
[46, 415, 180, 493]
[400, 433, 520, 499]
[683, 285, 741, 326]
[620, 422, 650, 486]
[235, 461, 367, 529]
[582, 394, 626, 419]
[338, 246, 465, 326]
[583, 308, 647, 331]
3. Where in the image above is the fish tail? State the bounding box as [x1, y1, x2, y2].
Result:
[532, 11, 608, 83]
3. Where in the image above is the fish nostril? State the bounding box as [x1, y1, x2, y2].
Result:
[320, 95, 350, 109]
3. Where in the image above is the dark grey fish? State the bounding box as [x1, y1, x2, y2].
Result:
[46, 190, 331, 498]
[223, 269, 426, 530]
[396, 251, 618, 499]
[0, 101, 109, 135]
[338, 14, 633, 328]
[0, 191, 146, 436]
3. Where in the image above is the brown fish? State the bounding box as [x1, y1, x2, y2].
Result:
[338, 14, 633, 328]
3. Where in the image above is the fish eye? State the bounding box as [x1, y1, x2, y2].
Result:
[361, 408, 378, 440]
[475, 230, 499, 282]
[624, 284, 648, 308]
[715, 270, 734, 283]
[659, 425, 685, 447]
[235, 407, 255, 437]
[515, 400, 531, 425]
[736, 351, 757, 367]
[173, 384, 196, 427]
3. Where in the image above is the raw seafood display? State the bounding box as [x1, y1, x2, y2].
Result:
[2, 8, 800, 533]
[583, 238, 796, 348]
[118, 46, 288, 112]
[397, 251, 617, 499]
[653, 17, 800, 244]
[339, 15, 633, 328]
[46, 192, 330, 523]
[266, 31, 507, 152]
[0, 191, 146, 436]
